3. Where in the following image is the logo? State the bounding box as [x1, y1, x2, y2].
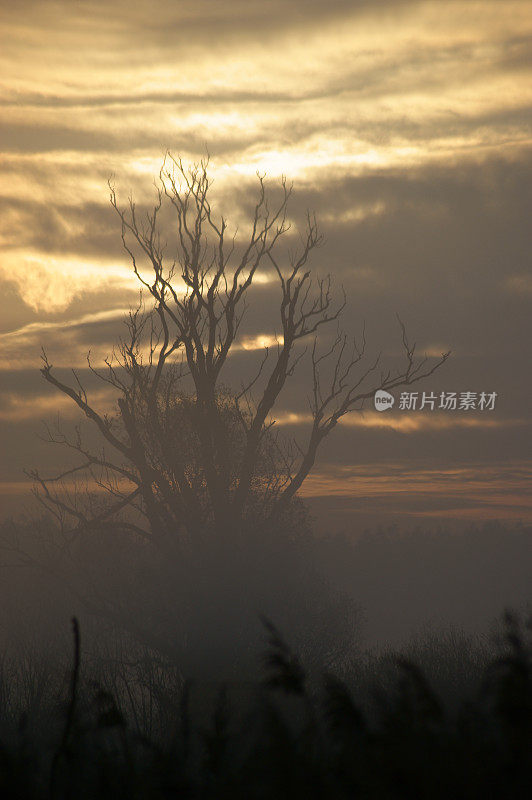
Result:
[374, 389, 395, 411]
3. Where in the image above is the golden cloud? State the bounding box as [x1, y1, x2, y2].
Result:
[274, 410, 526, 433]
[0, 387, 117, 422]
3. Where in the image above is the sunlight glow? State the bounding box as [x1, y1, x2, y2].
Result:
[0, 387, 117, 422]
[240, 334, 283, 351]
[274, 411, 525, 433]
[0, 253, 133, 312]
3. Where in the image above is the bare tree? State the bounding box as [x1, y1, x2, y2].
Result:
[32, 154, 449, 547]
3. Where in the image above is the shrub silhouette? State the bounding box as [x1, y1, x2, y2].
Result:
[0, 612, 530, 798]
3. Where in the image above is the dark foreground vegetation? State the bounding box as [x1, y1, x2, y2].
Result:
[0, 613, 530, 799]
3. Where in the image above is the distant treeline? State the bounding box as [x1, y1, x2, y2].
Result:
[0, 517, 530, 679]
[309, 520, 532, 644]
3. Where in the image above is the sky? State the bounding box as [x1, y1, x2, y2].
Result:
[0, 0, 531, 528]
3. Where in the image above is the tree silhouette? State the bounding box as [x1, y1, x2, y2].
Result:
[31, 154, 449, 545]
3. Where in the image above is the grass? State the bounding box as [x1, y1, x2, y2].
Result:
[0, 612, 530, 798]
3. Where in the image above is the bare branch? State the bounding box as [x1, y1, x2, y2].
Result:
[36, 157, 448, 542]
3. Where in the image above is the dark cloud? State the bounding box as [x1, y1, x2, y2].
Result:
[0, 1, 420, 49]
[0, 123, 125, 155]
[497, 35, 532, 71]
[0, 196, 122, 257]
[0, 88, 334, 110]
[0, 281, 36, 334]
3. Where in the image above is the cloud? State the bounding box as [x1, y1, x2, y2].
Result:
[274, 410, 527, 433]
[505, 274, 532, 295]
[0, 0, 530, 522]
[0, 306, 131, 368]
[0, 386, 117, 422]
[0, 252, 134, 312]
[301, 460, 532, 510]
